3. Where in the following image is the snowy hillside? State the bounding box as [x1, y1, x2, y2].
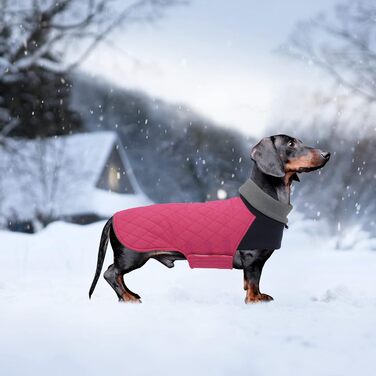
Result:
[1, 213, 375, 376]
[71, 74, 254, 203]
[69, 74, 376, 241]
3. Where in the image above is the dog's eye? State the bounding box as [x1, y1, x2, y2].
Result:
[288, 139, 296, 148]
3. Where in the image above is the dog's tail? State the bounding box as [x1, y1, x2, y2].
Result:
[89, 217, 112, 299]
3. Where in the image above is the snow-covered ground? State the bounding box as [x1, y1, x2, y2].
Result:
[1, 214, 375, 376]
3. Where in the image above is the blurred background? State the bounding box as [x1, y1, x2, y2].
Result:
[1, 0, 375, 248]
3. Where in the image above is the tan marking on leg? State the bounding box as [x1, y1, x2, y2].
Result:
[116, 275, 141, 303]
[244, 281, 273, 304]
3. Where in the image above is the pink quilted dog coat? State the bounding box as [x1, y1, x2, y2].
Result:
[113, 197, 256, 269]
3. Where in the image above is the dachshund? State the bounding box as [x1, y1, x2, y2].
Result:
[89, 135, 330, 304]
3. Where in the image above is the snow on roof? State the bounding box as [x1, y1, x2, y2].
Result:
[0, 132, 150, 223]
[61, 131, 119, 186]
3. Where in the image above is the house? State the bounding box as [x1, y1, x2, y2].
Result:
[0, 132, 150, 233]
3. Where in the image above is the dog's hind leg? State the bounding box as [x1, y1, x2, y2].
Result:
[104, 264, 141, 303]
[104, 264, 142, 303]
[113, 250, 148, 303]
[106, 226, 149, 302]
[104, 264, 139, 301]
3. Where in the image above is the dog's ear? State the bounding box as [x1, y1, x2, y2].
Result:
[251, 137, 285, 177]
[292, 173, 300, 182]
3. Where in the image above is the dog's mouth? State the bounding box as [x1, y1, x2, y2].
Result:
[297, 159, 329, 173]
[297, 166, 321, 173]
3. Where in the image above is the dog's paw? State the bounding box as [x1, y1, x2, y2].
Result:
[119, 294, 142, 304]
[259, 293, 274, 302]
[119, 298, 142, 304]
[245, 293, 274, 304]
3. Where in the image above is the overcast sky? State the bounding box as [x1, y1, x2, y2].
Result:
[82, 0, 340, 137]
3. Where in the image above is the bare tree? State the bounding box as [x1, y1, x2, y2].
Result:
[283, 0, 376, 103]
[275, 0, 376, 243]
[1, 135, 112, 230]
[0, 0, 183, 76]
[0, 0, 184, 138]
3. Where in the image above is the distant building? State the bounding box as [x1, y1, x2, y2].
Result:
[1, 132, 150, 233]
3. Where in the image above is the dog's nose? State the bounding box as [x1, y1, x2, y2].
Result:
[321, 151, 331, 160]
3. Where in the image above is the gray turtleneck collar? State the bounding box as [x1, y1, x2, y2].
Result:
[239, 179, 293, 225]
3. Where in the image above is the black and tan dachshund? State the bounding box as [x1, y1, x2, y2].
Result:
[89, 135, 330, 304]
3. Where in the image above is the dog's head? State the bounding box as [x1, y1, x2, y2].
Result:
[251, 134, 330, 181]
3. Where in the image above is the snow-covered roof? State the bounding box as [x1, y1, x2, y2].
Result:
[0, 132, 150, 224]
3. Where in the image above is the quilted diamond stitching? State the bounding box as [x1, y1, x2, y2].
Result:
[112, 197, 255, 266]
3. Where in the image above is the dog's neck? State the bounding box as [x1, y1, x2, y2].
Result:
[250, 165, 292, 205]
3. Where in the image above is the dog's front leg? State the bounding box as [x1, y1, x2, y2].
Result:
[241, 249, 274, 304]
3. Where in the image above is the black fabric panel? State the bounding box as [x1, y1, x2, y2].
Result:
[237, 195, 285, 250]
